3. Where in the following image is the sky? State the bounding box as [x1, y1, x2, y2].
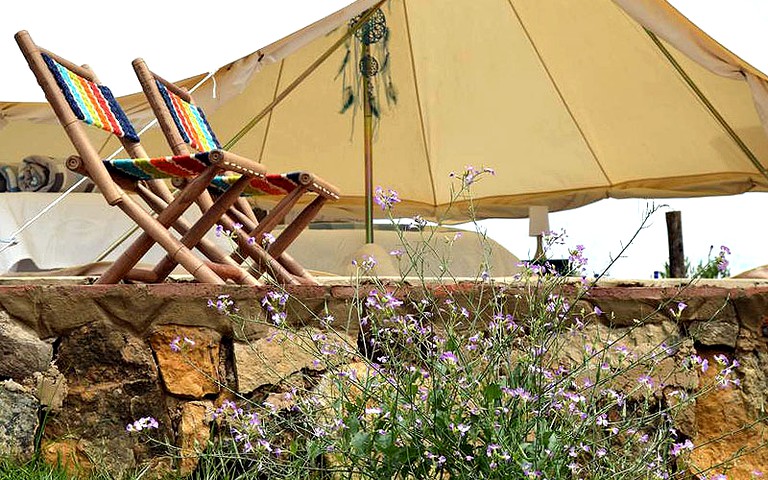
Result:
[2, 1, 768, 279]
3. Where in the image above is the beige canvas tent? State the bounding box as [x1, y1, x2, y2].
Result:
[2, 0, 768, 225]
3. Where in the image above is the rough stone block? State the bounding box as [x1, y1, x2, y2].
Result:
[689, 350, 766, 479]
[0, 310, 52, 380]
[688, 319, 739, 348]
[731, 287, 768, 333]
[0, 285, 42, 332]
[38, 286, 111, 337]
[94, 285, 168, 333]
[234, 329, 325, 394]
[149, 325, 221, 399]
[179, 401, 212, 476]
[0, 381, 39, 462]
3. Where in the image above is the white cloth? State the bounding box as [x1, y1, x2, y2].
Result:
[0, 192, 210, 272]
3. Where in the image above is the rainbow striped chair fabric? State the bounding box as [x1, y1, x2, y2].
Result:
[15, 30, 293, 285]
[133, 58, 340, 284]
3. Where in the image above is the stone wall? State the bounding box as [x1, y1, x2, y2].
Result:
[0, 280, 766, 478]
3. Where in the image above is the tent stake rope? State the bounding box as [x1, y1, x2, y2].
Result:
[646, 29, 768, 182]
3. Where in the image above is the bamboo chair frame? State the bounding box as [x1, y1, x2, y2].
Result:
[15, 30, 268, 285]
[132, 58, 341, 285]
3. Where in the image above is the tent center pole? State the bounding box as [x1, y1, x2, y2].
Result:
[363, 43, 374, 245]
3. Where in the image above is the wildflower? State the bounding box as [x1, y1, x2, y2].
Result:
[389, 249, 404, 258]
[716, 245, 731, 273]
[596, 447, 607, 458]
[373, 186, 400, 210]
[320, 314, 335, 327]
[595, 413, 608, 427]
[262, 232, 276, 247]
[637, 375, 654, 389]
[440, 351, 458, 364]
[126, 416, 159, 433]
[670, 439, 694, 457]
[170, 336, 181, 352]
[451, 165, 495, 187]
[671, 301, 687, 318]
[352, 255, 377, 272]
[207, 294, 237, 315]
[593, 305, 603, 316]
[262, 291, 289, 325]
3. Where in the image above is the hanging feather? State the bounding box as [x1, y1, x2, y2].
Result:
[386, 80, 398, 106]
[369, 93, 380, 119]
[335, 47, 351, 79]
[380, 52, 390, 74]
[337, 6, 396, 129]
[340, 86, 355, 114]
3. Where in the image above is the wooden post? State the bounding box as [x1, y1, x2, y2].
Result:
[363, 41, 375, 245]
[666, 211, 685, 278]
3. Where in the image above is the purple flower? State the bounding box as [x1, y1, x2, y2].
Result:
[373, 186, 401, 210]
[126, 416, 159, 433]
[440, 351, 458, 364]
[637, 375, 654, 389]
[262, 232, 276, 247]
[169, 336, 181, 352]
[670, 439, 694, 457]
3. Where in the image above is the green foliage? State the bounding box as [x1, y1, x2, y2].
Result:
[170, 169, 745, 480]
[662, 245, 731, 279]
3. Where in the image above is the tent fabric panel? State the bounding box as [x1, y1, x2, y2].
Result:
[405, 0, 609, 205]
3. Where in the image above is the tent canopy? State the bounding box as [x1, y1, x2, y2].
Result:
[2, 0, 768, 223]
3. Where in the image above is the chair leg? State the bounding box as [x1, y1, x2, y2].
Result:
[235, 197, 259, 225]
[137, 183, 261, 286]
[269, 196, 327, 258]
[245, 185, 309, 240]
[222, 202, 316, 284]
[151, 176, 251, 282]
[97, 168, 219, 284]
[97, 194, 224, 284]
[214, 212, 301, 285]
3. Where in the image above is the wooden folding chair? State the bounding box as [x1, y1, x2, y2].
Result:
[132, 58, 341, 286]
[15, 31, 283, 285]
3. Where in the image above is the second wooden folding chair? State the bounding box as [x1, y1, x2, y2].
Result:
[132, 58, 341, 286]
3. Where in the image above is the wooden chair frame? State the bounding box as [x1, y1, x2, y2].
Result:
[133, 58, 341, 285]
[15, 30, 272, 285]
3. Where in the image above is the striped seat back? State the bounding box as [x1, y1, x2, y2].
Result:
[155, 80, 220, 152]
[42, 53, 139, 142]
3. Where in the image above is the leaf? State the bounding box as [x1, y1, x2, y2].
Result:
[484, 383, 502, 403]
[351, 431, 371, 454]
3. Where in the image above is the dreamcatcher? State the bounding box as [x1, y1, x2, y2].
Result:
[337, 7, 397, 127]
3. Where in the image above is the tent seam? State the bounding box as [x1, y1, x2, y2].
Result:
[643, 30, 768, 182]
[402, 0, 438, 210]
[505, 0, 612, 186]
